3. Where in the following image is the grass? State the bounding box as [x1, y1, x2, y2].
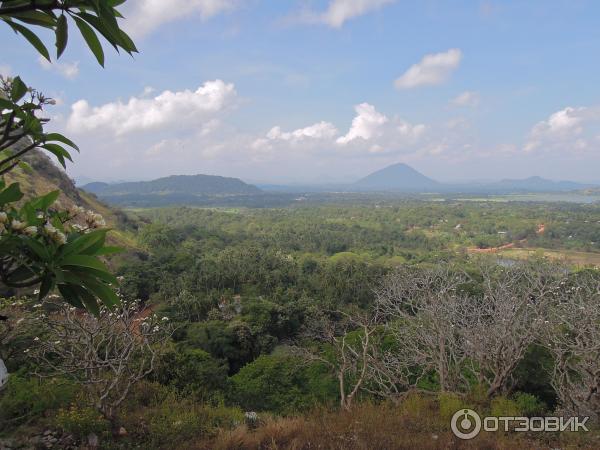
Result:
[194, 397, 600, 450]
[498, 247, 600, 266]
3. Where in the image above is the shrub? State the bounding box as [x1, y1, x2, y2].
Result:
[230, 353, 336, 414]
[54, 406, 109, 438]
[513, 392, 547, 417]
[400, 392, 436, 418]
[0, 375, 76, 430]
[438, 392, 465, 421]
[122, 393, 244, 449]
[152, 346, 229, 398]
[489, 396, 520, 417]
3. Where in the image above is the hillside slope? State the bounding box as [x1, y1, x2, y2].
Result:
[83, 174, 261, 196]
[5, 150, 138, 248]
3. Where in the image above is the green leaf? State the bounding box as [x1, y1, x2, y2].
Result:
[118, 28, 137, 54]
[73, 16, 104, 66]
[56, 14, 68, 58]
[32, 190, 60, 210]
[70, 284, 100, 315]
[60, 229, 107, 257]
[45, 132, 80, 151]
[41, 143, 73, 168]
[65, 266, 118, 285]
[0, 182, 24, 205]
[61, 254, 110, 272]
[57, 284, 85, 309]
[6, 20, 51, 61]
[95, 245, 123, 256]
[23, 238, 51, 262]
[0, 98, 14, 110]
[11, 10, 57, 28]
[10, 76, 28, 102]
[38, 275, 55, 300]
[79, 276, 120, 308]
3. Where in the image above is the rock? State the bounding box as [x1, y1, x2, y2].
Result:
[87, 433, 99, 448]
[118, 427, 128, 436]
[244, 411, 259, 430]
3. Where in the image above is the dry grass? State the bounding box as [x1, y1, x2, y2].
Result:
[194, 398, 599, 450]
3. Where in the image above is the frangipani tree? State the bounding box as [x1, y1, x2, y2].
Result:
[0, 0, 137, 312]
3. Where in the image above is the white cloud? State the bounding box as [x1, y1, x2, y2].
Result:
[524, 106, 586, 152]
[523, 106, 600, 153]
[67, 80, 236, 136]
[451, 91, 480, 107]
[394, 48, 462, 89]
[267, 121, 338, 142]
[337, 103, 389, 144]
[315, 0, 396, 28]
[124, 0, 236, 38]
[251, 103, 426, 160]
[38, 56, 79, 80]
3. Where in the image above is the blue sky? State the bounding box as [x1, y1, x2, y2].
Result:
[2, 0, 600, 183]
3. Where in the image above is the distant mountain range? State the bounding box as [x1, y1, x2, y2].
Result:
[261, 164, 594, 194]
[82, 164, 598, 207]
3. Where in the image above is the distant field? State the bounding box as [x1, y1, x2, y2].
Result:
[432, 193, 600, 204]
[496, 247, 600, 266]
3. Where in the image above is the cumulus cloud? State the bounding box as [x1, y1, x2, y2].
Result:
[524, 106, 588, 152]
[124, 0, 236, 38]
[314, 0, 396, 28]
[451, 91, 480, 107]
[67, 80, 236, 136]
[252, 103, 426, 160]
[394, 49, 462, 89]
[337, 103, 389, 144]
[38, 56, 79, 80]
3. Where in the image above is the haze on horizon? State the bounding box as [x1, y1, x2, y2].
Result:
[2, 0, 600, 184]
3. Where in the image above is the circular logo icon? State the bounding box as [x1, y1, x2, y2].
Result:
[451, 409, 482, 440]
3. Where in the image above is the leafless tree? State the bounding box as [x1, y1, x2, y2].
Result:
[374, 264, 470, 394]
[293, 308, 379, 410]
[456, 259, 565, 398]
[27, 300, 172, 430]
[543, 270, 600, 420]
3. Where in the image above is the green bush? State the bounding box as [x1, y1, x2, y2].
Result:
[152, 346, 229, 398]
[230, 353, 337, 414]
[513, 392, 547, 417]
[122, 393, 243, 448]
[438, 392, 465, 421]
[54, 406, 109, 438]
[489, 396, 520, 417]
[0, 375, 76, 430]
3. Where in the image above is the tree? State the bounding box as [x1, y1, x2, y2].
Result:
[456, 260, 564, 398]
[544, 270, 600, 419]
[374, 264, 470, 394]
[27, 300, 171, 430]
[0, 0, 137, 312]
[294, 308, 379, 410]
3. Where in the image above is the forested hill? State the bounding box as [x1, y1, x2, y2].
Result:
[83, 174, 262, 196]
[5, 149, 137, 246]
